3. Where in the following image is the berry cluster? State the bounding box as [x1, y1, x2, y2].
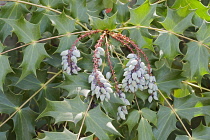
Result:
[60, 30, 159, 120]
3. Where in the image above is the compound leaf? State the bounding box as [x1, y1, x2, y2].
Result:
[39, 128, 77, 140]
[38, 95, 88, 124]
[20, 43, 49, 80]
[85, 106, 122, 140]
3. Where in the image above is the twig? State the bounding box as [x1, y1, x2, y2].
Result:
[0, 70, 62, 128]
[182, 81, 210, 92]
[77, 96, 94, 140]
[158, 90, 192, 138]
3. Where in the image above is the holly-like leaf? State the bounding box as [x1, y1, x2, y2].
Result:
[141, 108, 157, 126]
[58, 73, 90, 96]
[39, 0, 66, 8]
[85, 106, 122, 140]
[20, 43, 49, 80]
[47, 12, 75, 34]
[154, 33, 181, 64]
[129, 28, 153, 50]
[123, 110, 141, 133]
[39, 128, 77, 140]
[161, 7, 194, 34]
[2, 17, 41, 43]
[154, 65, 185, 95]
[113, 2, 130, 23]
[90, 14, 117, 30]
[137, 117, 155, 140]
[12, 107, 38, 140]
[196, 22, 210, 45]
[0, 2, 28, 41]
[153, 106, 177, 140]
[0, 132, 7, 140]
[172, 0, 210, 21]
[0, 91, 16, 114]
[38, 95, 88, 124]
[129, 1, 156, 26]
[80, 134, 94, 140]
[174, 94, 210, 121]
[191, 124, 210, 140]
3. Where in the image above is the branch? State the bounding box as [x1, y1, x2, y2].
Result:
[182, 81, 210, 92]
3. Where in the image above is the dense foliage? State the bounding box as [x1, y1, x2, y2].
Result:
[0, 0, 210, 140]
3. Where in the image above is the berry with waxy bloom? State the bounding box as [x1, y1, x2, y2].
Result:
[89, 70, 113, 102]
[60, 46, 81, 75]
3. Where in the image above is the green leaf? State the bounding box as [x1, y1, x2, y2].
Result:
[196, 22, 210, 45]
[0, 2, 28, 41]
[20, 43, 49, 80]
[172, 0, 210, 21]
[2, 17, 41, 43]
[129, 28, 153, 50]
[12, 107, 37, 140]
[85, 106, 122, 140]
[90, 14, 117, 30]
[174, 94, 210, 121]
[129, 1, 156, 26]
[114, 2, 130, 23]
[161, 7, 194, 34]
[56, 35, 78, 53]
[0, 92, 16, 114]
[80, 134, 94, 140]
[154, 65, 185, 95]
[137, 117, 155, 140]
[78, 52, 93, 72]
[191, 124, 210, 140]
[58, 73, 90, 96]
[0, 53, 13, 90]
[38, 95, 88, 124]
[183, 42, 210, 81]
[47, 12, 75, 34]
[153, 106, 177, 140]
[124, 110, 141, 133]
[0, 132, 7, 140]
[154, 33, 181, 64]
[175, 135, 188, 140]
[39, 128, 77, 140]
[141, 108, 157, 126]
[39, 0, 66, 8]
[103, 0, 113, 8]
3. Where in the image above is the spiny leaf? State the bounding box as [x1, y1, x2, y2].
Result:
[0, 132, 7, 140]
[123, 109, 141, 134]
[39, 0, 66, 8]
[183, 42, 210, 81]
[2, 17, 41, 43]
[191, 124, 210, 140]
[154, 33, 181, 65]
[141, 108, 157, 126]
[0, 2, 28, 41]
[39, 128, 77, 140]
[12, 107, 38, 140]
[47, 12, 75, 34]
[38, 95, 88, 124]
[174, 93, 210, 121]
[172, 0, 210, 21]
[137, 117, 155, 140]
[153, 106, 177, 140]
[161, 7, 194, 34]
[129, 28, 153, 50]
[0, 91, 16, 114]
[113, 2, 130, 23]
[90, 14, 117, 30]
[20, 43, 49, 80]
[154, 65, 185, 95]
[196, 22, 210, 45]
[129, 1, 156, 26]
[58, 73, 90, 96]
[85, 106, 122, 140]
[80, 134, 94, 140]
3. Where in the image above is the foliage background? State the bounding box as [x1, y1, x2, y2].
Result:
[0, 0, 210, 140]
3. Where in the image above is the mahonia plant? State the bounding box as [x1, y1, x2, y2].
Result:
[0, 0, 210, 140]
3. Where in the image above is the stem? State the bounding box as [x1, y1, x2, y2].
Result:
[182, 81, 210, 92]
[113, 26, 210, 50]
[134, 93, 141, 111]
[158, 90, 192, 138]
[7, 0, 89, 31]
[0, 30, 91, 55]
[0, 70, 62, 128]
[77, 96, 94, 140]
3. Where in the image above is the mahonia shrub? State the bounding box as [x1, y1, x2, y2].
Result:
[0, 0, 210, 140]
